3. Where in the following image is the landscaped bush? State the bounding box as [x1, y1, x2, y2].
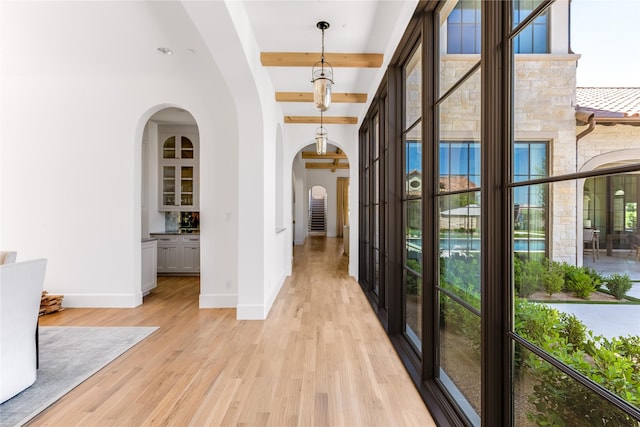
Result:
[583, 265, 605, 291]
[542, 260, 564, 296]
[440, 253, 481, 309]
[564, 268, 596, 299]
[558, 312, 586, 348]
[605, 273, 633, 300]
[439, 253, 481, 354]
[405, 259, 422, 296]
[516, 259, 544, 297]
[515, 299, 640, 425]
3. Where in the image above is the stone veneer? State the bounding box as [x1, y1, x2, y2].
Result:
[438, 54, 581, 262]
[408, 54, 640, 264]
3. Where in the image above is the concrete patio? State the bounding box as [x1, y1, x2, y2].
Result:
[542, 249, 640, 339]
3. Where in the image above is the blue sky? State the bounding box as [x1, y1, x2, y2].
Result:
[571, 0, 640, 87]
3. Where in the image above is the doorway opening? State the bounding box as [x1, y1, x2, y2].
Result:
[140, 106, 200, 302]
[309, 185, 327, 235]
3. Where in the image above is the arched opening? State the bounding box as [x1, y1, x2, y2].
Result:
[579, 150, 640, 265]
[290, 140, 352, 260]
[309, 185, 328, 235]
[140, 106, 200, 302]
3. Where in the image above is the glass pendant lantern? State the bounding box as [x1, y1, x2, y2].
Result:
[315, 111, 328, 155]
[311, 21, 333, 112]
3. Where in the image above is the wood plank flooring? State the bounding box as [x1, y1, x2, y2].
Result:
[30, 237, 435, 426]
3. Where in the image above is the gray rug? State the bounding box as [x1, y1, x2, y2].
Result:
[0, 326, 158, 427]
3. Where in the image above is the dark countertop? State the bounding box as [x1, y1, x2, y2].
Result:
[149, 230, 200, 235]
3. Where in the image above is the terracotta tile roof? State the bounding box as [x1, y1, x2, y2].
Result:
[441, 175, 478, 192]
[576, 87, 640, 118]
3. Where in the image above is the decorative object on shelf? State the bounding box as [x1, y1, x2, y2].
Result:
[315, 110, 328, 155]
[311, 21, 333, 112]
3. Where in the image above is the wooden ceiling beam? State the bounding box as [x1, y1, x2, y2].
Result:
[301, 151, 348, 160]
[261, 52, 383, 68]
[285, 116, 358, 125]
[332, 148, 342, 171]
[275, 92, 367, 103]
[305, 163, 350, 170]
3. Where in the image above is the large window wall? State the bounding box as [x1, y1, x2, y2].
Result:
[359, 1, 640, 426]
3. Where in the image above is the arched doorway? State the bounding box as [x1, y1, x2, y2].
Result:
[140, 106, 200, 301]
[309, 185, 328, 236]
[287, 130, 357, 277]
[579, 150, 640, 264]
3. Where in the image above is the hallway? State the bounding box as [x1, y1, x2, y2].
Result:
[32, 237, 435, 426]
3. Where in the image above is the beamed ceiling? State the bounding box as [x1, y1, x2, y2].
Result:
[149, 1, 419, 171]
[245, 1, 418, 170]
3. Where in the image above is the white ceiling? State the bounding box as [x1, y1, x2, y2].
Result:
[6, 1, 417, 130]
[243, 0, 418, 123]
[146, 0, 418, 165]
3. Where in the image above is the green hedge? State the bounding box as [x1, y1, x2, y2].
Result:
[516, 299, 640, 425]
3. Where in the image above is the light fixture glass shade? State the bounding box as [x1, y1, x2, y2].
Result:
[315, 127, 328, 155]
[312, 69, 333, 112]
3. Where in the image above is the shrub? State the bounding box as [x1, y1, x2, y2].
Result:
[558, 312, 586, 348]
[515, 299, 640, 425]
[542, 261, 564, 296]
[518, 260, 545, 297]
[605, 273, 633, 300]
[559, 262, 581, 292]
[583, 266, 605, 291]
[565, 269, 596, 299]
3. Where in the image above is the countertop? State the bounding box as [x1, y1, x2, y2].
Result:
[149, 230, 200, 235]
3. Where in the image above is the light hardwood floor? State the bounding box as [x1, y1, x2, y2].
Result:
[31, 237, 435, 426]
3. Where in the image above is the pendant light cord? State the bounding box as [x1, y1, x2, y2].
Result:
[320, 28, 325, 76]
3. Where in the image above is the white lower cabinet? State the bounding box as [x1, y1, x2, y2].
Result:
[151, 234, 200, 275]
[141, 239, 157, 295]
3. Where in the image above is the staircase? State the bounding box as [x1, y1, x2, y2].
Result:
[309, 197, 327, 234]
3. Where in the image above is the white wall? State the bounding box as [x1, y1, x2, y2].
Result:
[2, 1, 241, 309]
[1, 0, 354, 317]
[184, 1, 293, 319]
[292, 156, 307, 245]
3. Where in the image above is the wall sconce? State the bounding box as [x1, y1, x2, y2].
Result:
[311, 21, 333, 112]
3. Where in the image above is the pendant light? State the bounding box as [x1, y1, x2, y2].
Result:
[311, 21, 333, 112]
[315, 111, 328, 155]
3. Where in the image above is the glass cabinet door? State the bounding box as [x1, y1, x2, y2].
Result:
[162, 166, 176, 206]
[181, 137, 194, 159]
[159, 133, 198, 211]
[180, 166, 194, 206]
[163, 136, 176, 159]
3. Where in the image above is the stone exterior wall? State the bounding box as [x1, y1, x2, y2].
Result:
[513, 55, 580, 263]
[439, 54, 581, 262]
[414, 54, 640, 265]
[578, 124, 640, 167]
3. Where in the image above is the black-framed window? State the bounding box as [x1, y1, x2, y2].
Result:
[402, 42, 423, 353]
[358, 1, 640, 425]
[447, 0, 549, 54]
[359, 83, 391, 322]
[447, 0, 481, 54]
[513, 141, 548, 260]
[512, 0, 549, 53]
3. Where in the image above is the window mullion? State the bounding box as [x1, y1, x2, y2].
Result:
[481, 1, 511, 426]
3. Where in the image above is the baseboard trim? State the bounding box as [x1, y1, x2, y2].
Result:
[199, 293, 237, 308]
[61, 293, 142, 308]
[236, 304, 266, 320]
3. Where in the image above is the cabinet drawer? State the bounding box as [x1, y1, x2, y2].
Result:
[181, 235, 200, 243]
[151, 234, 179, 243]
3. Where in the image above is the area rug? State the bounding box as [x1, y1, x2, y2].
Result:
[0, 326, 158, 427]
